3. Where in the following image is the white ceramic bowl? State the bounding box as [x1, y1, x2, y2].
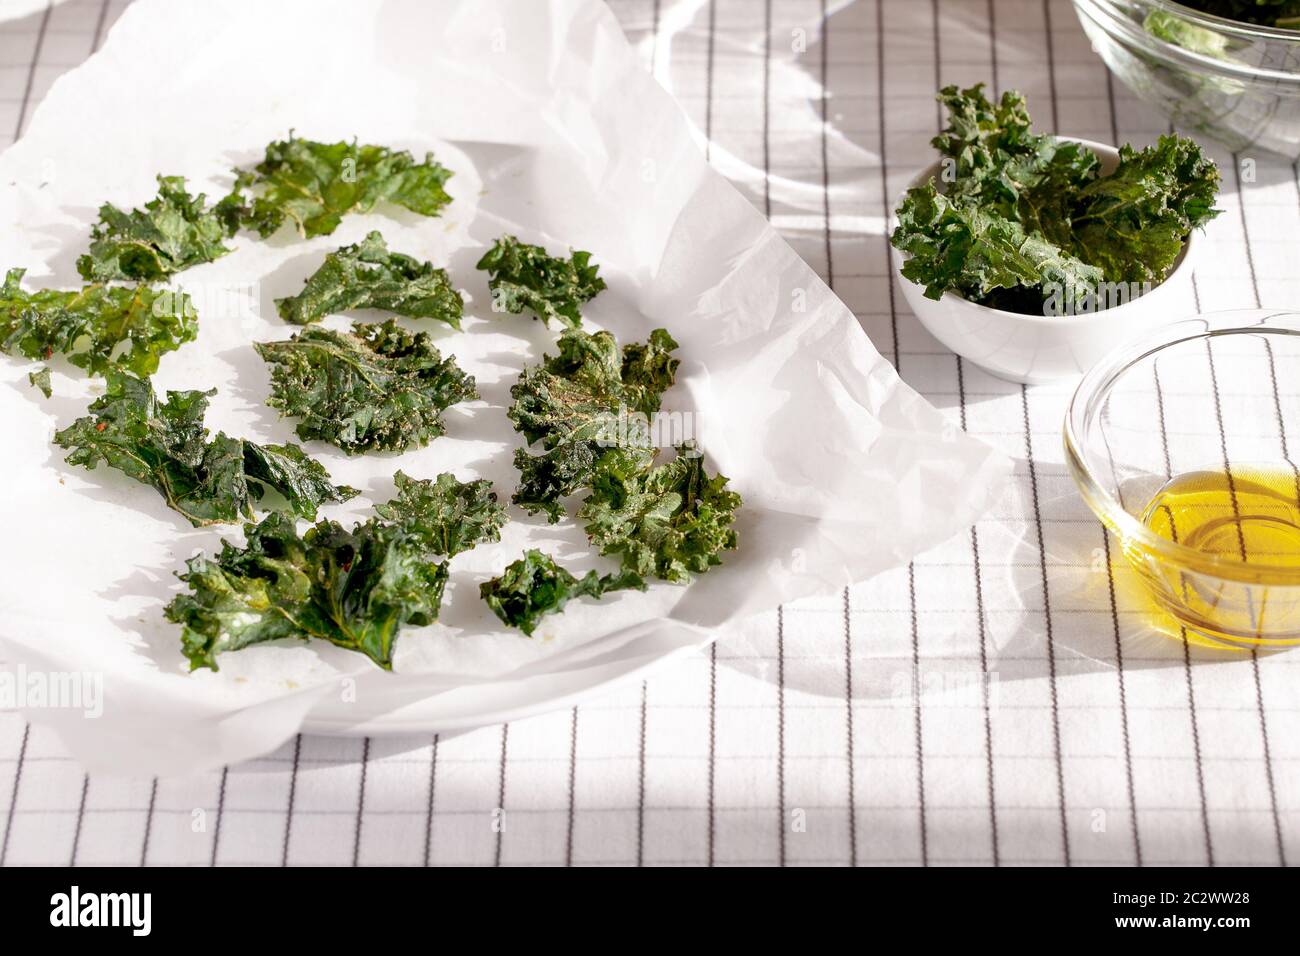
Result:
[889, 138, 1200, 385]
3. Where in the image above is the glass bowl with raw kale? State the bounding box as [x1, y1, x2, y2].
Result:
[1074, 0, 1300, 157]
[889, 84, 1220, 384]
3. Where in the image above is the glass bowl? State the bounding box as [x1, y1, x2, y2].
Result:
[1073, 0, 1300, 158]
[1065, 311, 1300, 648]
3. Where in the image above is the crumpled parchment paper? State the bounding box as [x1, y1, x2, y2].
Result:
[0, 0, 1010, 775]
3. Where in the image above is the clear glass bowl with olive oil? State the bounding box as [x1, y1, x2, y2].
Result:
[1066, 312, 1300, 648]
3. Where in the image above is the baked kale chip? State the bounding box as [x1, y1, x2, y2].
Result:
[165, 511, 449, 671]
[76, 175, 241, 282]
[579, 445, 740, 583]
[508, 327, 679, 521]
[480, 549, 645, 636]
[890, 84, 1220, 313]
[275, 231, 464, 327]
[374, 470, 507, 557]
[477, 234, 606, 329]
[54, 370, 356, 527]
[228, 135, 453, 238]
[255, 320, 477, 455]
[0, 268, 197, 378]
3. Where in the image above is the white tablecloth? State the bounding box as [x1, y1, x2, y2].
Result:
[1, 0, 1296, 866]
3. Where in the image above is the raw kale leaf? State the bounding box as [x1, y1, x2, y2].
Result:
[275, 230, 464, 327]
[165, 511, 449, 671]
[890, 85, 1221, 313]
[373, 470, 507, 557]
[508, 327, 678, 521]
[480, 549, 645, 636]
[579, 445, 740, 583]
[255, 319, 477, 455]
[53, 370, 356, 527]
[0, 268, 197, 378]
[76, 175, 239, 282]
[228, 136, 453, 239]
[477, 234, 606, 329]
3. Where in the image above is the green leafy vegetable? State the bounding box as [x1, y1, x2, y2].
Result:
[374, 470, 507, 557]
[579, 445, 740, 583]
[165, 511, 449, 671]
[480, 549, 645, 636]
[53, 370, 356, 526]
[1175, 1, 1300, 27]
[229, 135, 453, 238]
[509, 327, 678, 520]
[890, 85, 1221, 313]
[275, 231, 464, 327]
[76, 175, 239, 282]
[0, 268, 197, 378]
[255, 319, 477, 455]
[477, 234, 606, 328]
[28, 366, 50, 398]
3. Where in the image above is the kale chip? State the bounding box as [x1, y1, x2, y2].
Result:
[54, 370, 356, 527]
[255, 320, 477, 455]
[480, 549, 645, 636]
[579, 445, 740, 583]
[508, 327, 679, 521]
[275, 231, 464, 327]
[0, 268, 197, 378]
[28, 366, 51, 398]
[890, 84, 1221, 313]
[228, 136, 453, 239]
[374, 470, 507, 557]
[477, 234, 606, 328]
[165, 511, 449, 671]
[76, 175, 240, 282]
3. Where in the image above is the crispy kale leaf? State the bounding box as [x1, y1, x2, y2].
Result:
[53, 370, 356, 526]
[0, 268, 197, 378]
[579, 446, 740, 583]
[374, 470, 506, 557]
[480, 549, 645, 636]
[1059, 136, 1223, 286]
[509, 327, 679, 521]
[28, 366, 50, 397]
[890, 85, 1221, 313]
[229, 136, 453, 239]
[165, 511, 449, 671]
[276, 231, 464, 327]
[255, 320, 477, 455]
[76, 175, 239, 282]
[892, 186, 1103, 306]
[477, 234, 606, 329]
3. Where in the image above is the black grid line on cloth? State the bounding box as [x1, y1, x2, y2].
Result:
[940, 0, 1000, 866]
[1214, 156, 1285, 865]
[423, 734, 439, 867]
[1099, 62, 1143, 869]
[1030, 5, 1070, 865]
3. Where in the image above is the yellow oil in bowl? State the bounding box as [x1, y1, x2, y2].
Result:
[1130, 464, 1300, 647]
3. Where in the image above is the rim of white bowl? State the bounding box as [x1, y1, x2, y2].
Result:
[892, 136, 1202, 327]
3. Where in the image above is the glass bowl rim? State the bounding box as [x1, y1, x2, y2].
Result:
[1064, 309, 1300, 583]
[1073, 0, 1300, 86]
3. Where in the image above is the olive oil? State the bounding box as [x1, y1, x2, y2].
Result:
[1133, 464, 1300, 646]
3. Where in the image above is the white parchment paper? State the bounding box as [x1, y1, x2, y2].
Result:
[0, 0, 1010, 775]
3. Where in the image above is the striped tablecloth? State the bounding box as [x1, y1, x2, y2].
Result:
[1, 0, 1296, 866]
